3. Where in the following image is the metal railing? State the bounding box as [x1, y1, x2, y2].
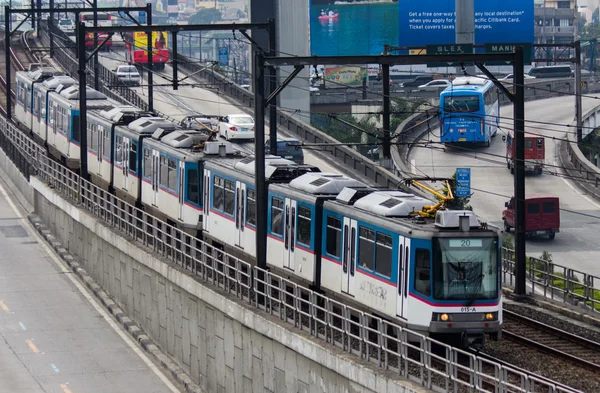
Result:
[0, 115, 578, 393]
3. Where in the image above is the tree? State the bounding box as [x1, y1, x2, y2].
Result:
[580, 22, 600, 41]
[439, 171, 473, 210]
[188, 8, 222, 25]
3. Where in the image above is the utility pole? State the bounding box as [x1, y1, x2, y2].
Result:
[513, 46, 527, 296]
[4, 5, 10, 120]
[382, 63, 391, 167]
[455, 0, 475, 75]
[93, 0, 99, 91]
[268, 18, 278, 155]
[49, 0, 54, 57]
[254, 52, 267, 270]
[146, 4, 153, 112]
[575, 40, 583, 143]
[77, 21, 89, 181]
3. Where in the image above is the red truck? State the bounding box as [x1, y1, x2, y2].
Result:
[502, 195, 560, 239]
[502, 132, 545, 175]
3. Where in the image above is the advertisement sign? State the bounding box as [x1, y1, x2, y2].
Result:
[134, 31, 169, 50]
[309, 0, 533, 56]
[398, 0, 534, 48]
[324, 66, 366, 88]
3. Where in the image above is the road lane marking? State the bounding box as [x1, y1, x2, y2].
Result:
[25, 339, 39, 353]
[0, 183, 180, 393]
[50, 364, 60, 373]
[0, 300, 9, 312]
[59, 384, 73, 393]
[18, 322, 26, 331]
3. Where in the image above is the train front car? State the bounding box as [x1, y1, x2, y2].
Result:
[426, 210, 502, 348]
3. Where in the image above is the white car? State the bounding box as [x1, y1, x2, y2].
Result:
[417, 79, 452, 91]
[58, 19, 75, 35]
[219, 114, 255, 141]
[115, 65, 141, 87]
[500, 74, 536, 81]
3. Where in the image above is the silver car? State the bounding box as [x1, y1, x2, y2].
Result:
[115, 65, 141, 87]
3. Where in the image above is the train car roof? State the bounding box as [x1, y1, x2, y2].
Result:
[17, 67, 64, 83]
[128, 117, 178, 134]
[38, 75, 76, 90]
[352, 190, 434, 217]
[143, 130, 240, 161]
[289, 172, 365, 195]
[98, 105, 154, 124]
[205, 155, 318, 183]
[55, 85, 108, 100]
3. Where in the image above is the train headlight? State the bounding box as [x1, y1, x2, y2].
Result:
[440, 313, 449, 321]
[485, 313, 495, 321]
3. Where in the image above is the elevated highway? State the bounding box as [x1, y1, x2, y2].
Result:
[408, 95, 600, 274]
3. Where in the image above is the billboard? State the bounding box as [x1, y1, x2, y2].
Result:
[398, 0, 534, 48]
[308, 0, 533, 56]
[324, 66, 366, 88]
[133, 31, 169, 50]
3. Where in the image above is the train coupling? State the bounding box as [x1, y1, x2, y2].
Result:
[462, 330, 485, 350]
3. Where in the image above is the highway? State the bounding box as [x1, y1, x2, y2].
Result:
[409, 95, 600, 274]
[93, 48, 342, 174]
[0, 175, 180, 392]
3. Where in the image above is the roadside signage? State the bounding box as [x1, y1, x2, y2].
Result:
[426, 44, 473, 67]
[456, 168, 471, 198]
[138, 11, 146, 25]
[484, 43, 532, 65]
[218, 47, 229, 67]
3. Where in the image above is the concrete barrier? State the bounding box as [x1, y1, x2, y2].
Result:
[561, 105, 600, 200]
[29, 176, 427, 393]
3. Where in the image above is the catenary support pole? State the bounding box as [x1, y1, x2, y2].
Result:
[93, 0, 99, 90]
[146, 4, 153, 112]
[575, 40, 582, 143]
[49, 0, 54, 58]
[382, 63, 391, 166]
[254, 51, 267, 270]
[77, 22, 89, 181]
[455, 0, 475, 75]
[5, 6, 11, 120]
[268, 18, 277, 155]
[172, 31, 178, 90]
[513, 46, 526, 296]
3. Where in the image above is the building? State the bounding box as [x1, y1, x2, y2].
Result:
[534, 0, 577, 45]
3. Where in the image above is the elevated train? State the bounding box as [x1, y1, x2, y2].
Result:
[13, 67, 503, 348]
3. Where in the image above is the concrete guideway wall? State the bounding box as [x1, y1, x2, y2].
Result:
[29, 177, 427, 393]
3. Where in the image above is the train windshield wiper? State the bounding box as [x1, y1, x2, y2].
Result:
[465, 273, 484, 308]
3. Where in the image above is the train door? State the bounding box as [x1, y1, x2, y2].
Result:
[96, 125, 104, 174]
[121, 138, 130, 190]
[151, 150, 160, 206]
[203, 170, 211, 232]
[396, 236, 411, 319]
[178, 161, 185, 222]
[283, 198, 297, 271]
[234, 181, 246, 248]
[341, 218, 357, 296]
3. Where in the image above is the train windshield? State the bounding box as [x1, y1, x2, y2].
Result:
[432, 237, 498, 301]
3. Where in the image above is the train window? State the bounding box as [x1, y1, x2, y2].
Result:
[414, 249, 431, 296]
[246, 189, 256, 226]
[213, 176, 224, 211]
[102, 128, 111, 160]
[375, 233, 392, 277]
[542, 201, 556, 213]
[325, 216, 341, 258]
[72, 115, 80, 143]
[129, 143, 137, 173]
[87, 123, 96, 151]
[116, 136, 124, 165]
[271, 197, 284, 236]
[159, 156, 168, 186]
[224, 180, 235, 215]
[358, 227, 374, 271]
[168, 159, 177, 191]
[186, 168, 199, 205]
[527, 202, 540, 214]
[143, 149, 151, 179]
[297, 206, 311, 247]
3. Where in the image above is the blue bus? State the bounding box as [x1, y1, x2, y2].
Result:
[439, 77, 499, 146]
